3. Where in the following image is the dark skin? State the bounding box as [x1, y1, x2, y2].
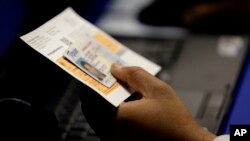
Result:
[110, 64, 216, 141]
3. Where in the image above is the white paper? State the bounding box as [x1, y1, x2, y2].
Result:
[20, 7, 161, 106]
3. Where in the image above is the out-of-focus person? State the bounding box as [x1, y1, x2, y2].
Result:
[138, 0, 250, 33]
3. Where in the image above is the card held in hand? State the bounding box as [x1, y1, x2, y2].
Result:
[20, 7, 161, 106]
[64, 38, 126, 88]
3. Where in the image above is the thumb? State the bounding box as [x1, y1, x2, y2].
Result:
[111, 64, 157, 95]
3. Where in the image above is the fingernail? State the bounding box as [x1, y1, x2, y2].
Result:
[112, 63, 123, 69]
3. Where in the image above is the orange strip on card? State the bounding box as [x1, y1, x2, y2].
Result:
[57, 57, 120, 95]
[94, 33, 120, 53]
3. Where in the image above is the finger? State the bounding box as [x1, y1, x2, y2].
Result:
[111, 64, 158, 95]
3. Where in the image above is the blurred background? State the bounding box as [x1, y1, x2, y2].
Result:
[0, 0, 250, 140]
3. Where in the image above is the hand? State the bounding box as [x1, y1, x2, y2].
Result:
[111, 64, 216, 141]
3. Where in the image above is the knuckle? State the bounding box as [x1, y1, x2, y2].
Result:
[126, 66, 144, 77]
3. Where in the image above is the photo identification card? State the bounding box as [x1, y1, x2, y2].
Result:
[64, 38, 126, 88]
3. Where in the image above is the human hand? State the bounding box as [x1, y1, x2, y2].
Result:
[111, 64, 216, 141]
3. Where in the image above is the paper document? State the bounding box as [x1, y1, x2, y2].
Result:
[20, 7, 161, 106]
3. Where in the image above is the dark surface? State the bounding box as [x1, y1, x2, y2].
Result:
[0, 0, 110, 109]
[0, 1, 109, 140]
[0, 98, 59, 140]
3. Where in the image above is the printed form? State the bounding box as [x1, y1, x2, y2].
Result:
[20, 7, 161, 106]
